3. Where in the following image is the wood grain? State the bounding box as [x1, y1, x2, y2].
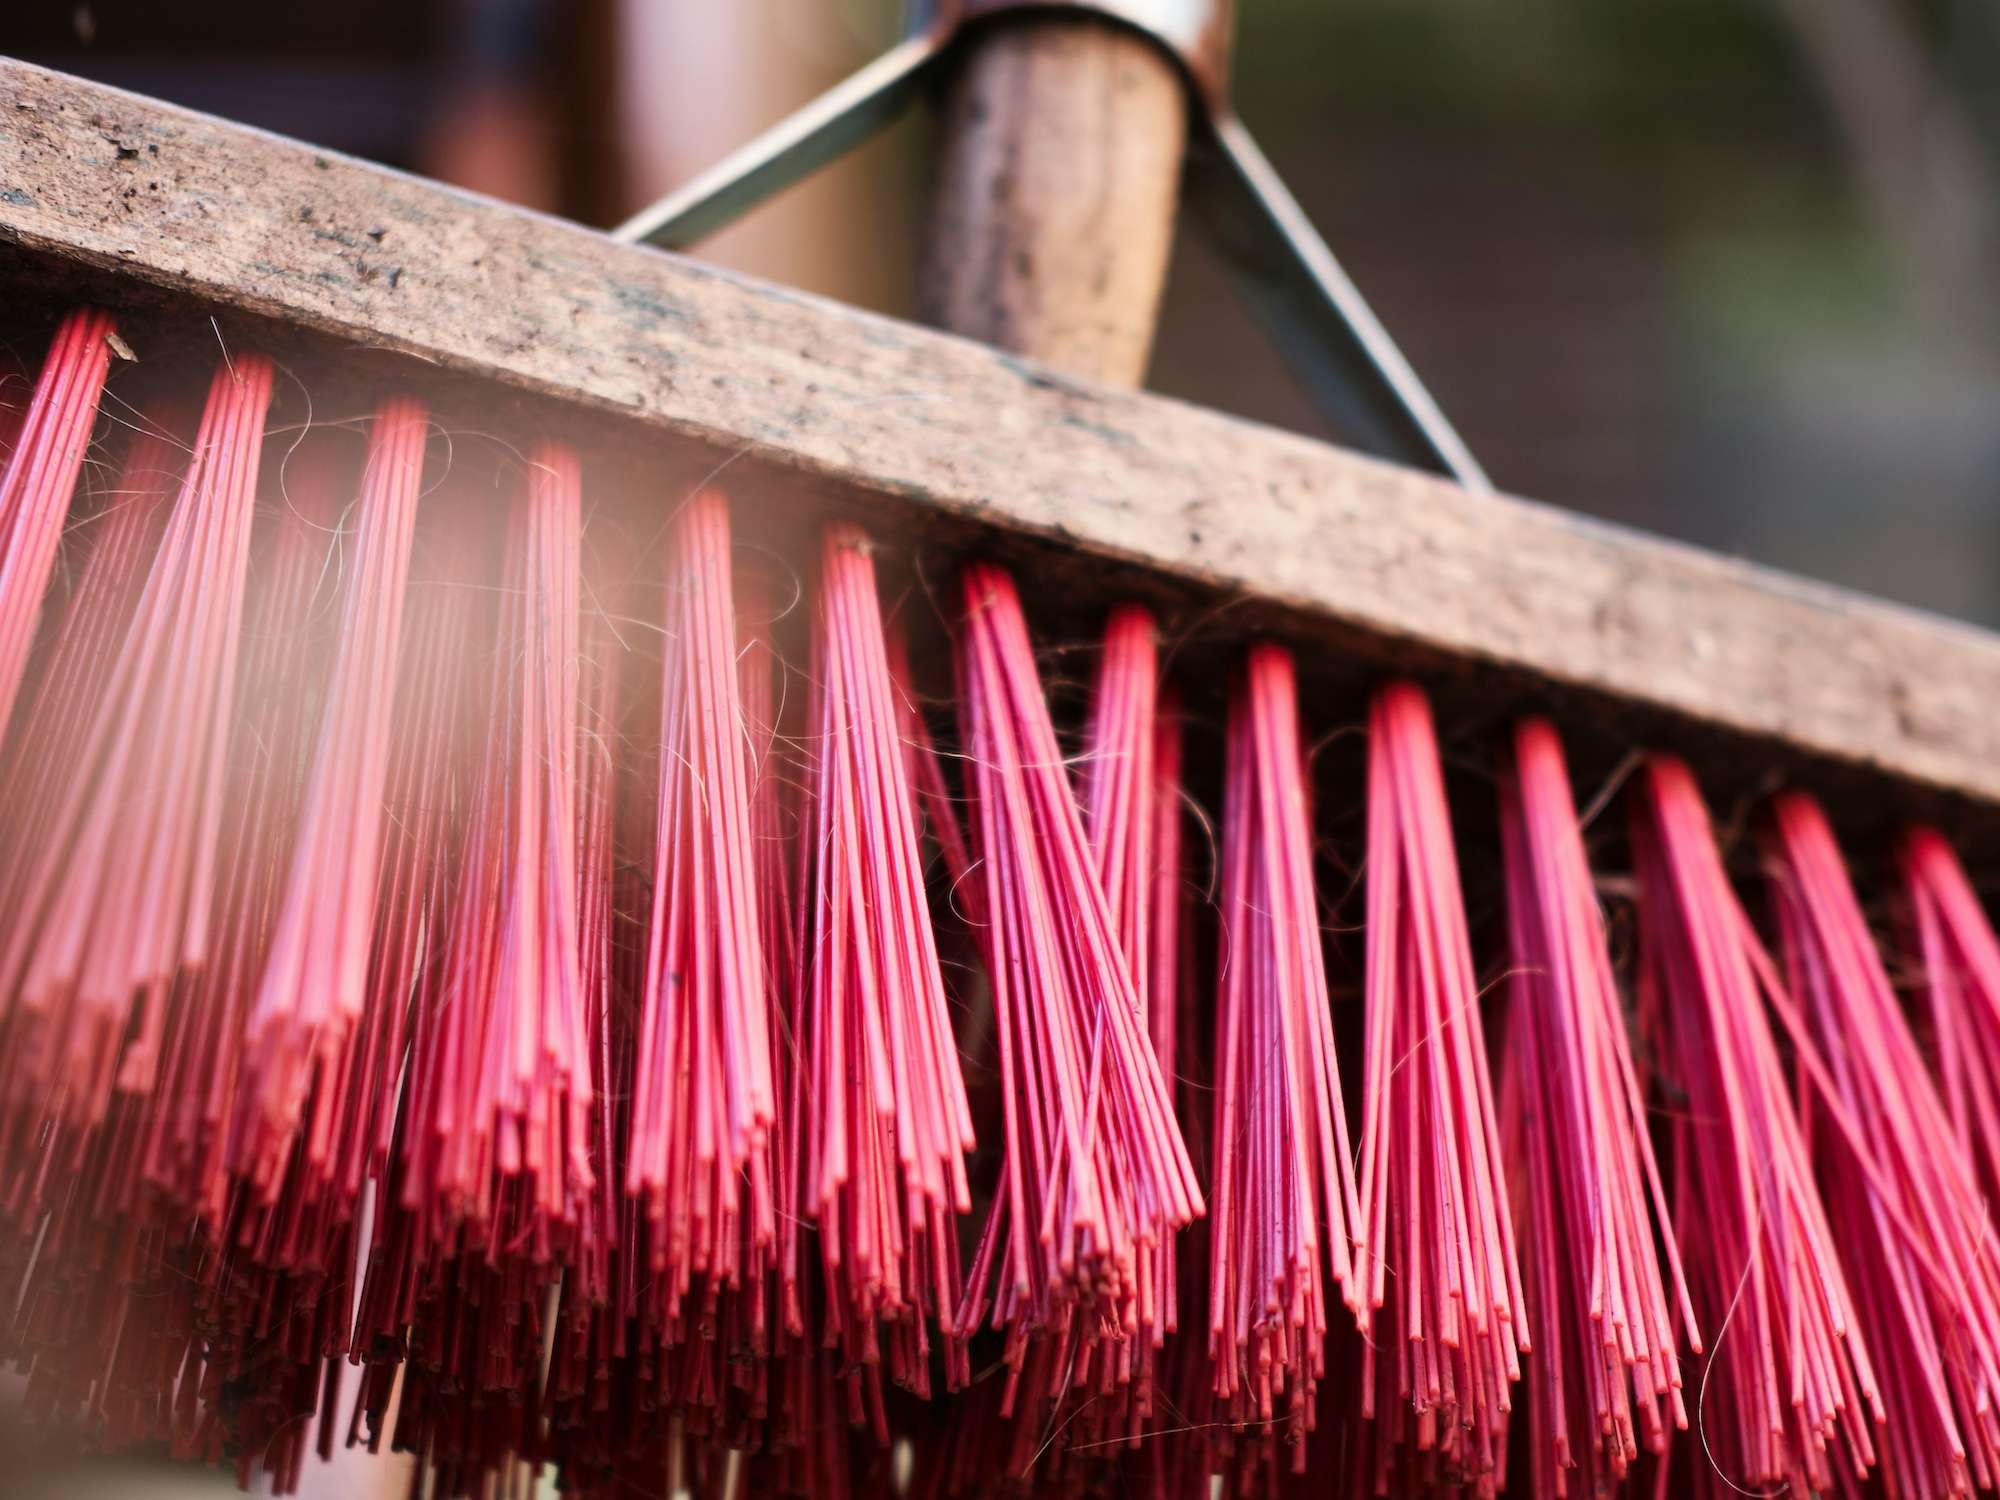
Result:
[919, 16, 1186, 386]
[3, 57, 2000, 826]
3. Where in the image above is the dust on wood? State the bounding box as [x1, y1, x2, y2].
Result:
[3, 56, 2000, 862]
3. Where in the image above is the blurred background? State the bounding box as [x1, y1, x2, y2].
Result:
[0, 0, 1995, 1482]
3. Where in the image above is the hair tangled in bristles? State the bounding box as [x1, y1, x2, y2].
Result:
[1073, 604, 1189, 1449]
[391, 439, 594, 1242]
[0, 307, 118, 732]
[1764, 793, 2000, 1499]
[1, 355, 275, 1131]
[952, 563, 1202, 1447]
[239, 398, 428, 1204]
[1208, 641, 1359, 1455]
[799, 521, 976, 1395]
[628, 487, 778, 1328]
[1905, 828, 2000, 1216]
[1633, 760, 1881, 1495]
[1500, 718, 1698, 1498]
[1356, 680, 1525, 1495]
[0, 411, 179, 1208]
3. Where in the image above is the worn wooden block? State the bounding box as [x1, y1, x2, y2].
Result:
[2, 55, 1997, 852]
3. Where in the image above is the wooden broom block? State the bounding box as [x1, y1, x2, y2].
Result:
[3, 56, 1998, 826]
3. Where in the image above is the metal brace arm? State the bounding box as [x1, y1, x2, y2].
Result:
[610, 0, 1491, 493]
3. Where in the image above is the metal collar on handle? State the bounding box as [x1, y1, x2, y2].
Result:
[607, 0, 1230, 251]
[915, 0, 1232, 107]
[608, 0, 1491, 493]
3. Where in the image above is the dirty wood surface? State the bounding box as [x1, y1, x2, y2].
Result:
[4, 56, 2000, 820]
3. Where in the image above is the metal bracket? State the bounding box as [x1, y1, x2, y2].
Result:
[609, 0, 1490, 492]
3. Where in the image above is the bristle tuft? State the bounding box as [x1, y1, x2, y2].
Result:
[1356, 680, 1525, 1495]
[1209, 640, 1358, 1453]
[1764, 792, 2000, 1498]
[802, 520, 975, 1395]
[1632, 758, 1879, 1495]
[951, 563, 1201, 1448]
[1500, 718, 1696, 1497]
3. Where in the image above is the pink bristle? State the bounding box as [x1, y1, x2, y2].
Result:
[1499, 718, 1698, 1498]
[239, 398, 429, 1197]
[0, 411, 179, 990]
[129, 441, 353, 1469]
[627, 487, 777, 1337]
[1074, 605, 1191, 1445]
[740, 554, 807, 1365]
[949, 561, 1201, 1438]
[1, 417, 341, 1451]
[1763, 791, 2000, 1498]
[568, 537, 628, 1314]
[350, 448, 603, 1498]
[140, 432, 350, 1232]
[1208, 641, 1359, 1453]
[0, 354, 274, 1130]
[331, 480, 492, 1415]
[1355, 680, 1525, 1495]
[1904, 829, 2000, 1218]
[0, 309, 118, 733]
[524, 533, 633, 1484]
[0, 416, 182, 1222]
[1631, 758, 1881, 1494]
[397, 440, 594, 1245]
[801, 521, 975, 1393]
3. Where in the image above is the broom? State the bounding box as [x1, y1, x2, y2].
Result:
[1, 13, 1998, 1500]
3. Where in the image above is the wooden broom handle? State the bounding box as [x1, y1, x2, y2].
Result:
[919, 15, 1188, 388]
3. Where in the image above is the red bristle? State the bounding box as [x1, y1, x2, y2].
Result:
[1079, 607, 1189, 1106]
[801, 521, 975, 1391]
[1763, 791, 2000, 1498]
[888, 626, 977, 912]
[6, 353, 1993, 1500]
[739, 560, 807, 1353]
[1073, 605, 1191, 1450]
[0, 309, 118, 733]
[1355, 681, 1525, 1495]
[1499, 718, 1698, 1498]
[399, 440, 593, 1243]
[1904, 829, 2000, 1217]
[341, 482, 493, 1431]
[137, 441, 349, 1446]
[628, 487, 777, 1333]
[0, 413, 179, 966]
[139, 433, 349, 1233]
[0, 416, 180, 1231]
[949, 562, 1202, 1426]
[347, 457, 584, 1494]
[741, 561, 885, 1470]
[1631, 759, 1880, 1494]
[0, 354, 274, 1132]
[568, 540, 628, 1316]
[1, 417, 341, 1450]
[240, 398, 428, 1198]
[0, 358, 31, 458]
[354, 480, 489, 1194]
[1207, 641, 1359, 1451]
